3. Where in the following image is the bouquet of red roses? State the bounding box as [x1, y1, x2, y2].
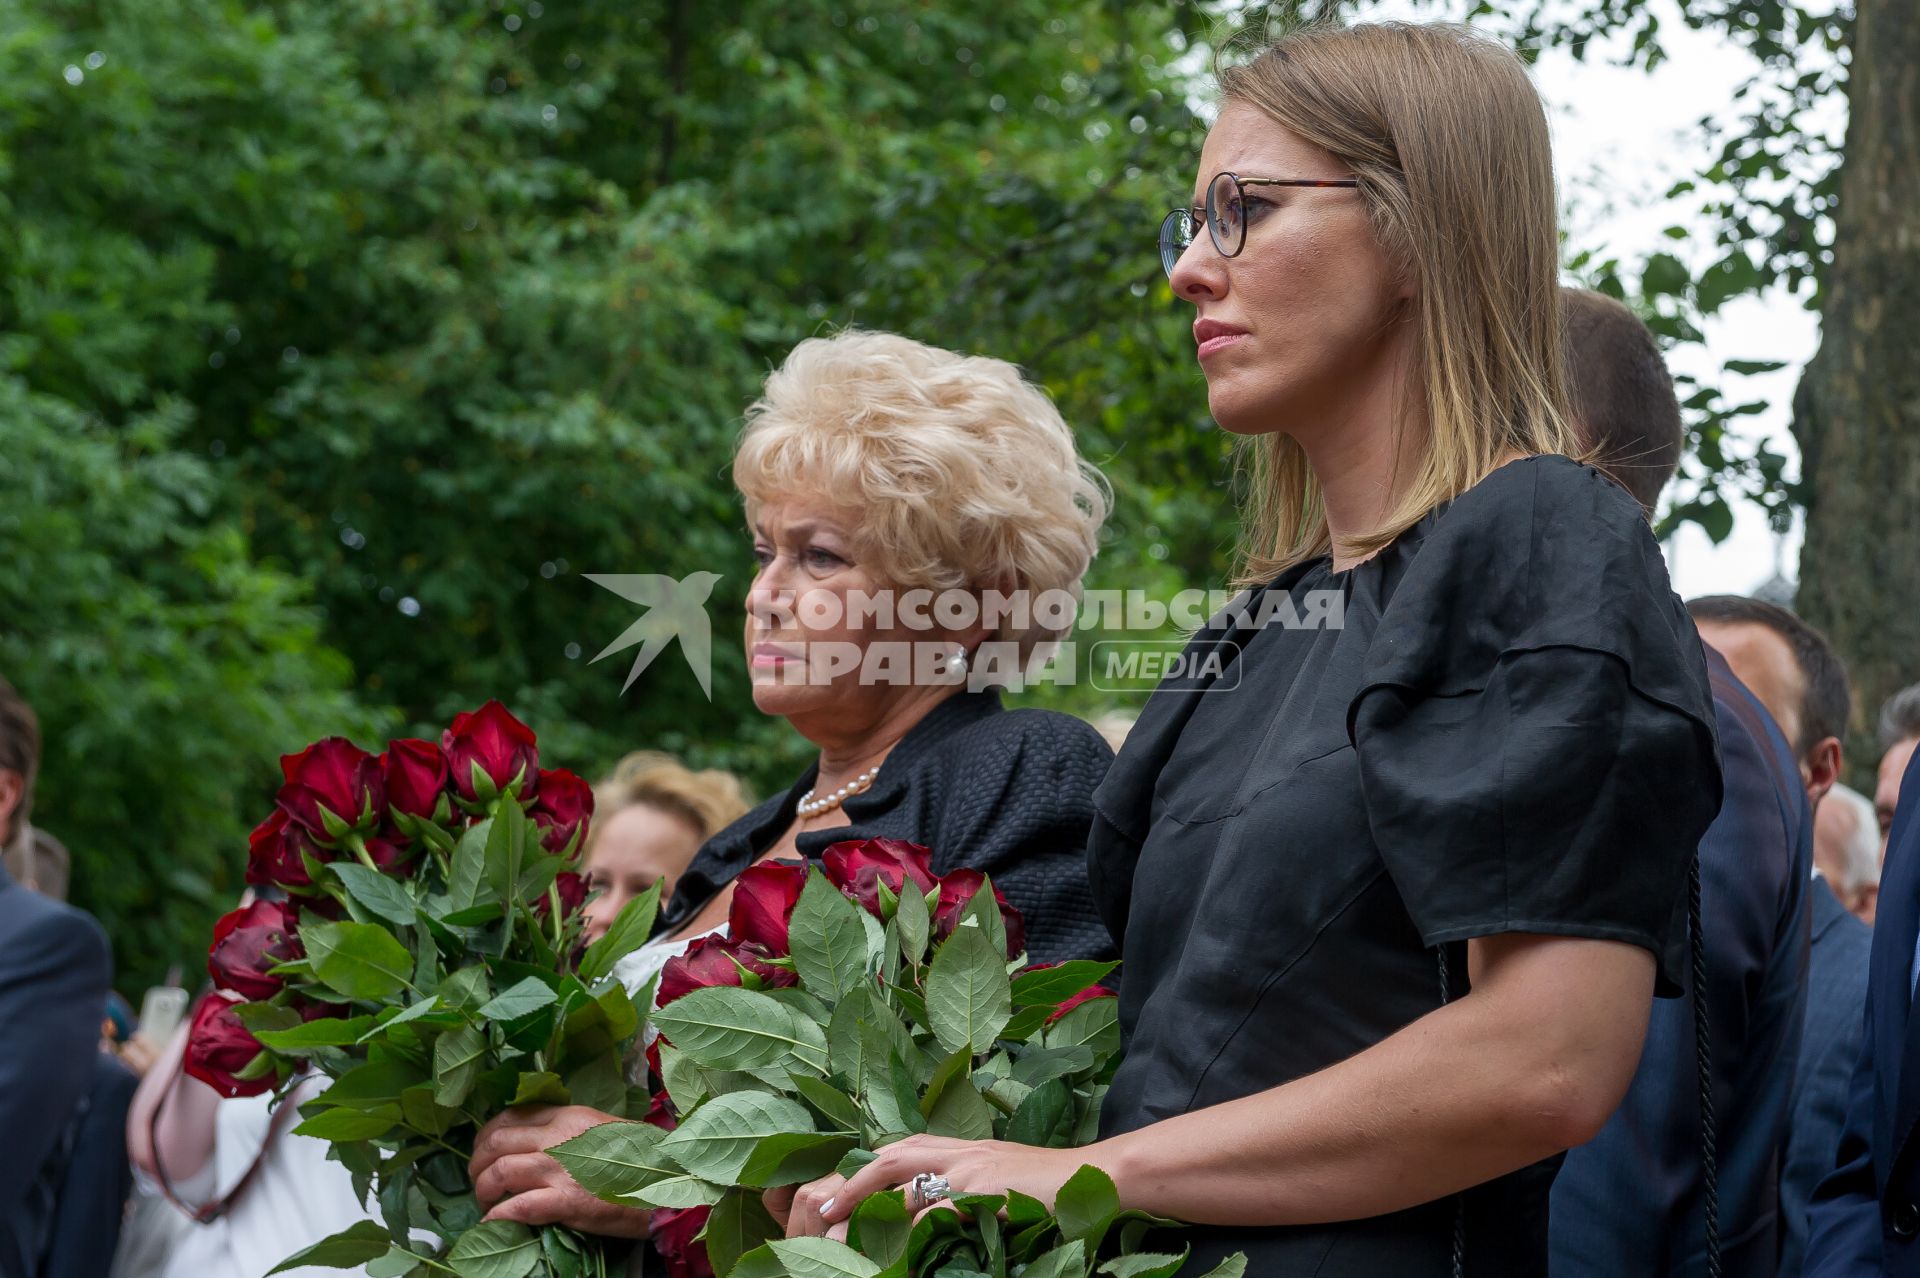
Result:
[185, 701, 662, 1278]
[550, 838, 1244, 1278]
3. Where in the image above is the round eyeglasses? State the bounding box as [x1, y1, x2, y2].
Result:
[1158, 171, 1360, 277]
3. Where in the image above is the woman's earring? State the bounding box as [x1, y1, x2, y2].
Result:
[942, 647, 970, 678]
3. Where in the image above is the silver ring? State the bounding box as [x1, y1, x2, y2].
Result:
[908, 1172, 951, 1208]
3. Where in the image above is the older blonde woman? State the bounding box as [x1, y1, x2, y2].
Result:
[578, 751, 751, 943]
[466, 328, 1116, 1240]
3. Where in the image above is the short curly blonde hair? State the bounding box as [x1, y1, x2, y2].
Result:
[734, 330, 1109, 660]
[589, 751, 751, 849]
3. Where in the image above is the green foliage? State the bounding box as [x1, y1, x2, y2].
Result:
[1, 0, 1226, 989]
[250, 775, 660, 1275]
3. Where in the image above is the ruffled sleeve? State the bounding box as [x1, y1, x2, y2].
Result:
[1347, 457, 1722, 996]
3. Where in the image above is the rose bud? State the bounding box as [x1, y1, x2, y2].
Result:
[244, 809, 321, 890]
[932, 868, 1028, 960]
[534, 871, 590, 921]
[642, 1090, 678, 1132]
[726, 860, 808, 954]
[530, 768, 594, 858]
[207, 899, 303, 1001]
[822, 837, 938, 919]
[650, 1206, 716, 1278]
[277, 738, 385, 842]
[183, 994, 273, 1099]
[383, 738, 449, 821]
[657, 935, 796, 1006]
[441, 700, 540, 803]
[363, 833, 417, 876]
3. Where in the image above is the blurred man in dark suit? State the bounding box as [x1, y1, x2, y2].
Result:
[1548, 289, 1811, 1277]
[1808, 708, 1920, 1275]
[0, 678, 115, 1278]
[1690, 594, 1868, 1274]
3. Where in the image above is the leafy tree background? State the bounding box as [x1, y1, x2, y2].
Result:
[3, 0, 1906, 993]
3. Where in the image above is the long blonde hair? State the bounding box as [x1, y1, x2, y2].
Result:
[1218, 22, 1577, 584]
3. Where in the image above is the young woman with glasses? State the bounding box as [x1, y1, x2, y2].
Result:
[784, 22, 1723, 1276]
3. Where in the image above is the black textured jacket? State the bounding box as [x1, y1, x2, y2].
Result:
[656, 688, 1116, 965]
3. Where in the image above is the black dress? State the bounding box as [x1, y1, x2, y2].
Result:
[659, 687, 1116, 966]
[1088, 457, 1723, 1275]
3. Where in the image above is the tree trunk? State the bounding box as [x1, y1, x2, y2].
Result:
[1790, 0, 1920, 784]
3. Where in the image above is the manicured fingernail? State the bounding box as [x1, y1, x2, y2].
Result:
[819, 1198, 836, 1217]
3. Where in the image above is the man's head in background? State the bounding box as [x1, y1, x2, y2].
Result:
[1689, 596, 1850, 810]
[0, 675, 38, 853]
[1816, 783, 1882, 924]
[1559, 287, 1684, 516]
[1877, 683, 1920, 843]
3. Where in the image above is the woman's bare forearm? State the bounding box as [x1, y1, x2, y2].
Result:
[1095, 935, 1655, 1226]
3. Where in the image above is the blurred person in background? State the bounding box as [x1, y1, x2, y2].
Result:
[1548, 290, 1812, 1277]
[1817, 785, 1883, 925]
[121, 892, 379, 1278]
[578, 750, 751, 944]
[1877, 684, 1920, 846]
[0, 676, 118, 1278]
[1685, 594, 1867, 1273]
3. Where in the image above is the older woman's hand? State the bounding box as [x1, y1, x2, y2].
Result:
[786, 1135, 1097, 1238]
[469, 1105, 651, 1238]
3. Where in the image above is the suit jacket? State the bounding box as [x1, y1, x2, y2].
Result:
[1783, 878, 1873, 1274]
[1808, 746, 1920, 1276]
[38, 1051, 136, 1278]
[1550, 648, 1811, 1276]
[0, 860, 113, 1278]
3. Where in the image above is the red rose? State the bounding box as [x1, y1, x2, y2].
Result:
[651, 1206, 716, 1278]
[822, 837, 938, 919]
[642, 1090, 678, 1132]
[530, 768, 594, 857]
[535, 871, 590, 921]
[726, 860, 808, 954]
[932, 869, 1027, 960]
[244, 808, 321, 890]
[383, 738, 449, 820]
[442, 701, 540, 802]
[183, 994, 272, 1099]
[657, 935, 796, 1006]
[207, 899, 303, 1001]
[277, 738, 385, 841]
[298, 997, 350, 1022]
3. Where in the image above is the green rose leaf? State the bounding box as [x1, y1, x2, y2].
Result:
[1188, 1257, 1248, 1278]
[1043, 996, 1121, 1061]
[303, 919, 415, 1001]
[1097, 1252, 1192, 1278]
[1020, 1240, 1089, 1278]
[508, 1070, 571, 1106]
[788, 870, 875, 1005]
[477, 975, 558, 1022]
[1010, 961, 1118, 1008]
[253, 1014, 380, 1052]
[357, 995, 442, 1044]
[658, 1091, 816, 1185]
[446, 1219, 540, 1278]
[266, 1220, 395, 1272]
[789, 1073, 864, 1134]
[445, 818, 491, 912]
[1054, 1165, 1121, 1249]
[550, 1119, 684, 1200]
[652, 985, 828, 1073]
[736, 1131, 858, 1188]
[329, 861, 418, 926]
[293, 1105, 400, 1141]
[575, 880, 662, 983]
[764, 1237, 883, 1278]
[847, 1190, 913, 1269]
[926, 924, 1011, 1056]
[895, 878, 932, 968]
[1004, 1078, 1075, 1148]
[626, 1174, 725, 1210]
[432, 1023, 487, 1107]
[705, 1187, 782, 1277]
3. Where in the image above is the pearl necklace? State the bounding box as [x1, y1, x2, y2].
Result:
[797, 763, 881, 819]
